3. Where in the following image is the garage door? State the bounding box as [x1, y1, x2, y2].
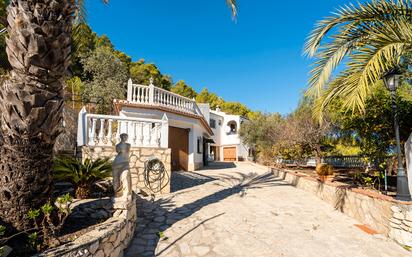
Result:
[169, 127, 189, 171]
[223, 147, 236, 161]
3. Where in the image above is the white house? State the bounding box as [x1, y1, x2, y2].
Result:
[204, 106, 250, 162]
[77, 79, 250, 171]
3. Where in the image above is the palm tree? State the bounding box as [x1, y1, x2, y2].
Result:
[304, 0, 412, 118]
[0, 0, 74, 231]
[0, 0, 237, 232]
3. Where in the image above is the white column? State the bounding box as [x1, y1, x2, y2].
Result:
[143, 123, 150, 146]
[138, 123, 144, 146]
[127, 78, 133, 102]
[187, 125, 195, 171]
[160, 114, 169, 148]
[98, 118, 105, 145]
[132, 122, 137, 146]
[116, 120, 121, 143]
[88, 118, 97, 146]
[149, 77, 154, 104]
[77, 106, 87, 146]
[106, 119, 113, 146]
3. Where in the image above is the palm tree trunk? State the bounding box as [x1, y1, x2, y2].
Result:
[0, 0, 74, 231]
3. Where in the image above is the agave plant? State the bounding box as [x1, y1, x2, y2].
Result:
[304, 0, 412, 118]
[53, 157, 112, 199]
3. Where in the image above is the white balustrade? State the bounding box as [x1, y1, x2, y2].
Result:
[77, 111, 169, 148]
[127, 78, 203, 116]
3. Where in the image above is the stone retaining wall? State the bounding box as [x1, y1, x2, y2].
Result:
[81, 146, 171, 194]
[389, 205, 412, 247]
[272, 168, 412, 247]
[38, 197, 137, 257]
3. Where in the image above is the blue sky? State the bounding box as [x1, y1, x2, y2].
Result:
[87, 0, 351, 114]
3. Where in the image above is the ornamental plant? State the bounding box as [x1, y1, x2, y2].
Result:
[53, 157, 112, 199]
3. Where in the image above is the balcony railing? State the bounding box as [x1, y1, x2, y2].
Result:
[77, 107, 168, 148]
[126, 79, 203, 116]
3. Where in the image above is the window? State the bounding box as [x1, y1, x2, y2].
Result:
[210, 119, 216, 128]
[218, 120, 222, 126]
[227, 121, 237, 134]
[197, 137, 203, 153]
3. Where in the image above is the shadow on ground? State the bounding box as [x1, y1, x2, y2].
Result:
[170, 162, 236, 192]
[170, 172, 216, 192]
[125, 168, 290, 257]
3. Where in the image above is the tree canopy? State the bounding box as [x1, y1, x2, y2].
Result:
[81, 47, 128, 114]
[171, 80, 197, 99]
[129, 60, 172, 90]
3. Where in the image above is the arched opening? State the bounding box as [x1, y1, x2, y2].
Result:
[227, 120, 237, 134]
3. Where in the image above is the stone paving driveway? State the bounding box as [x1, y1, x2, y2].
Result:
[125, 162, 412, 257]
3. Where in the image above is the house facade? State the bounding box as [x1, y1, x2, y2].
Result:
[77, 79, 250, 171]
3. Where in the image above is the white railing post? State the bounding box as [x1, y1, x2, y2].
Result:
[116, 120, 121, 143]
[89, 118, 97, 146]
[149, 77, 154, 104]
[106, 119, 113, 146]
[132, 122, 137, 146]
[77, 106, 87, 146]
[138, 123, 144, 146]
[127, 78, 133, 102]
[160, 114, 169, 148]
[80, 114, 167, 148]
[98, 118, 105, 145]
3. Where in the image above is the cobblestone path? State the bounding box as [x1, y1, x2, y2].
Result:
[125, 162, 411, 257]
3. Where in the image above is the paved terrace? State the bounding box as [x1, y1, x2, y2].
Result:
[125, 162, 411, 257]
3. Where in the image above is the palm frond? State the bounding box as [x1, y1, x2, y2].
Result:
[305, 0, 412, 119]
[226, 0, 237, 18]
[304, 0, 412, 57]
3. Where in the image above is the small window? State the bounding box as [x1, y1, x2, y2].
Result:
[218, 120, 222, 126]
[227, 121, 237, 134]
[210, 119, 216, 128]
[197, 137, 203, 154]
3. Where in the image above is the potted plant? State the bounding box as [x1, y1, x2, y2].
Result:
[53, 157, 112, 199]
[316, 163, 335, 182]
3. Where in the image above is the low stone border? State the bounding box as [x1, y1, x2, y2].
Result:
[37, 199, 137, 257]
[270, 167, 412, 247]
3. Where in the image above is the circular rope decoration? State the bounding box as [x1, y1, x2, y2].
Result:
[143, 157, 169, 194]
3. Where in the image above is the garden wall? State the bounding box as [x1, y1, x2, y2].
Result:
[37, 197, 137, 257]
[81, 146, 171, 194]
[271, 168, 412, 247]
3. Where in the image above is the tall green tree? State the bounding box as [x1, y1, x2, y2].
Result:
[196, 88, 224, 109]
[327, 83, 412, 157]
[221, 101, 250, 117]
[129, 59, 172, 90]
[304, 0, 412, 117]
[82, 47, 128, 114]
[171, 80, 197, 98]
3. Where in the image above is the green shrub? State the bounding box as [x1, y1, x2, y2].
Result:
[53, 157, 112, 199]
[316, 163, 334, 176]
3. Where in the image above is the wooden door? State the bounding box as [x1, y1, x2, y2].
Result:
[223, 147, 236, 161]
[169, 127, 189, 171]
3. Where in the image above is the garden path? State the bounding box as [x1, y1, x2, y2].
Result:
[125, 162, 411, 257]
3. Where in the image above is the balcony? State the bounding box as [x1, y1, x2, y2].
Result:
[77, 108, 169, 148]
[126, 79, 203, 116]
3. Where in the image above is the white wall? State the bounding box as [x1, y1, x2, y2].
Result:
[210, 109, 250, 161]
[120, 106, 211, 170]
